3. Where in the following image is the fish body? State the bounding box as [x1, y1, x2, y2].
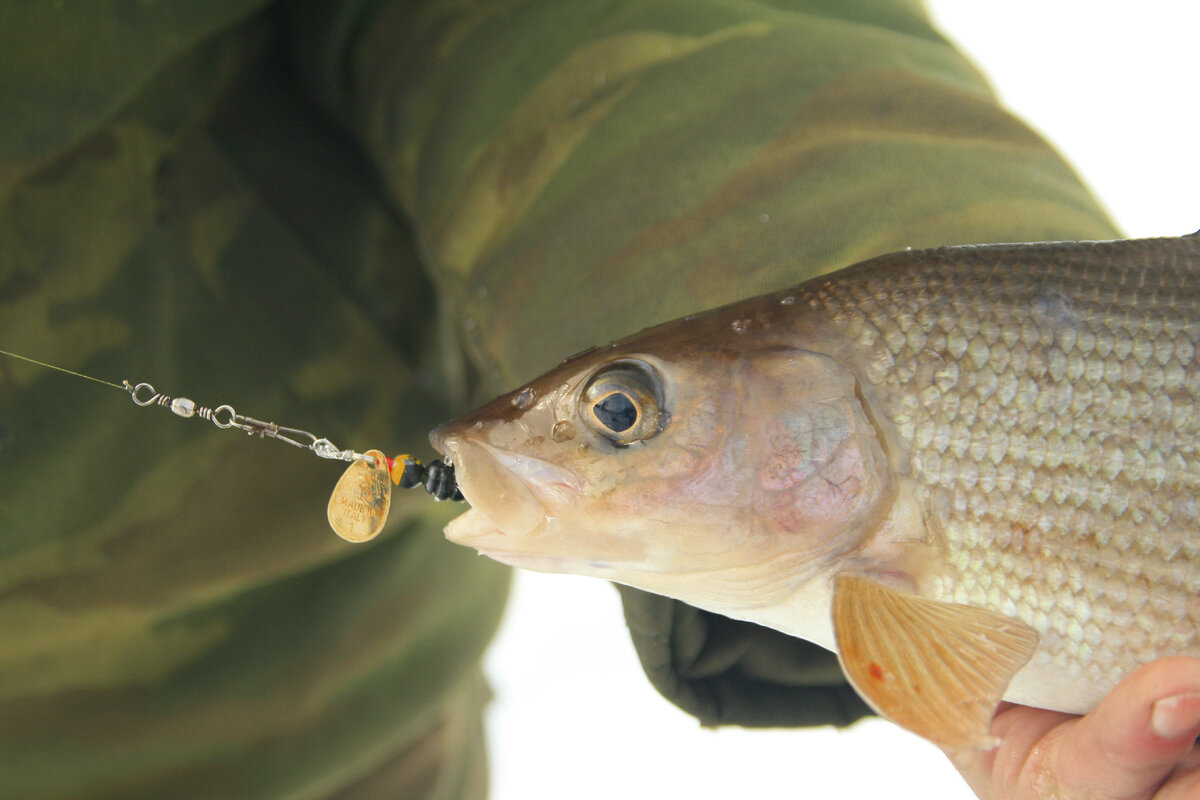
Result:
[432, 236, 1200, 749]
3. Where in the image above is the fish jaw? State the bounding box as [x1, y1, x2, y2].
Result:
[433, 414, 655, 575]
[437, 436, 571, 561]
[442, 506, 593, 574]
[440, 437, 578, 538]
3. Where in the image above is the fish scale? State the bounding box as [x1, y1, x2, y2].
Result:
[808, 238, 1200, 690]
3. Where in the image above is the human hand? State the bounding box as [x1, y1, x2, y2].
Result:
[945, 657, 1200, 799]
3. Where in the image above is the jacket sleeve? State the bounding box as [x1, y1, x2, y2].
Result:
[0, 6, 507, 799]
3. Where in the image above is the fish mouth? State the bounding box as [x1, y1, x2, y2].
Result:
[432, 433, 582, 554]
[443, 505, 618, 575]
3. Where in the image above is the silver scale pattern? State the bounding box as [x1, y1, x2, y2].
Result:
[810, 238, 1200, 686]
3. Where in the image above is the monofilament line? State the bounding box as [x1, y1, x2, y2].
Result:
[0, 348, 127, 391]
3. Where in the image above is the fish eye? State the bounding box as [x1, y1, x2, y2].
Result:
[580, 361, 665, 446]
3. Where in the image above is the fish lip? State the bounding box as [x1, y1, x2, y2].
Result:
[436, 433, 582, 545]
[428, 420, 456, 456]
[445, 506, 616, 574]
[433, 428, 584, 501]
[474, 440, 584, 494]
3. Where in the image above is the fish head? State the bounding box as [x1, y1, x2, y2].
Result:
[431, 308, 895, 616]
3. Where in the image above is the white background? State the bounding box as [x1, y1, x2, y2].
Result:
[485, 4, 1200, 799]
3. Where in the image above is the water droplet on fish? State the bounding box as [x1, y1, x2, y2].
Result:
[1030, 287, 1076, 327]
[731, 318, 751, 333]
[463, 317, 478, 331]
[551, 420, 576, 442]
[780, 296, 796, 306]
[759, 213, 770, 223]
[594, 71, 606, 87]
[513, 388, 536, 410]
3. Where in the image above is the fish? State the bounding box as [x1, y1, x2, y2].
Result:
[430, 235, 1200, 751]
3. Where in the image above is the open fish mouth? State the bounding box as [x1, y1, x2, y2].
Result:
[436, 436, 581, 544]
[434, 436, 626, 575]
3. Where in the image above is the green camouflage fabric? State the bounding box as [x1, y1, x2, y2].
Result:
[0, 1, 1120, 799]
[0, 5, 507, 800]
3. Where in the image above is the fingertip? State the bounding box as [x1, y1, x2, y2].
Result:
[1096, 657, 1200, 749]
[1061, 657, 1200, 795]
[1120, 657, 1200, 742]
[1151, 691, 1200, 741]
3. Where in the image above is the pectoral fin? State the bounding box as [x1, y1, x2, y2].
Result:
[832, 574, 1038, 751]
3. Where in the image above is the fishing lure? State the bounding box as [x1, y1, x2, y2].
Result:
[0, 349, 462, 543]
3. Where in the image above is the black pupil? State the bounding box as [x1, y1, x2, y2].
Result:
[594, 392, 637, 432]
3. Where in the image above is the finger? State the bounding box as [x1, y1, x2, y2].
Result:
[1032, 657, 1200, 799]
[1156, 762, 1200, 800]
[946, 703, 1075, 800]
[1177, 744, 1200, 771]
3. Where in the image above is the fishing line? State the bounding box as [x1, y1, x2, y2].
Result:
[0, 347, 462, 542]
[0, 347, 128, 391]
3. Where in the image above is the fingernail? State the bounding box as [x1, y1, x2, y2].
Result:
[1150, 692, 1200, 739]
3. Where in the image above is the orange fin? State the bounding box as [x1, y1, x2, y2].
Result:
[833, 574, 1038, 751]
[327, 449, 392, 543]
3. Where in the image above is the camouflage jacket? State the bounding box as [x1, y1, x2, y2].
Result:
[0, 1, 1116, 797]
